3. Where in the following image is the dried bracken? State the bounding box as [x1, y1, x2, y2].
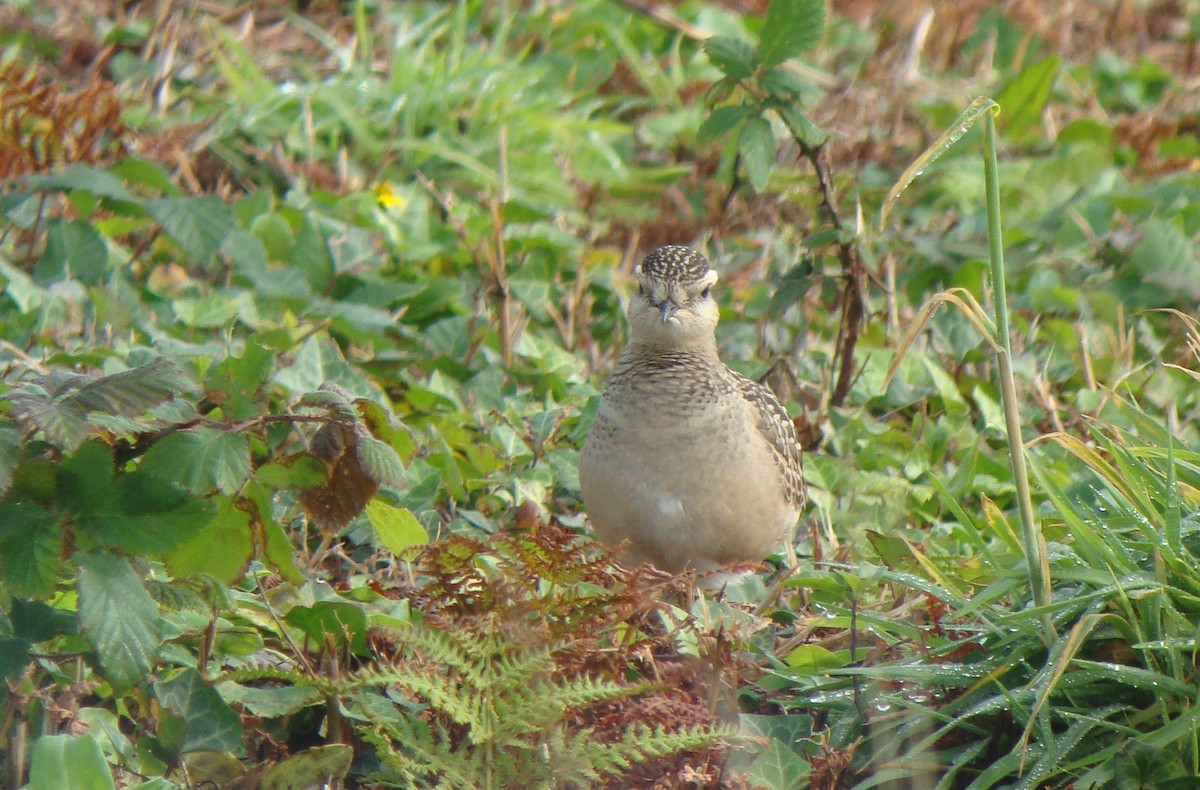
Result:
[0, 61, 128, 178]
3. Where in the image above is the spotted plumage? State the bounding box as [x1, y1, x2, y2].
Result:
[580, 245, 805, 580]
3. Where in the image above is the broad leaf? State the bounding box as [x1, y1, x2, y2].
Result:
[203, 340, 275, 421]
[6, 358, 195, 451]
[738, 115, 776, 192]
[758, 0, 825, 68]
[217, 680, 322, 717]
[261, 744, 353, 790]
[61, 445, 214, 556]
[142, 428, 252, 495]
[285, 601, 368, 655]
[146, 196, 236, 265]
[704, 36, 757, 79]
[22, 165, 136, 202]
[154, 668, 244, 753]
[77, 551, 163, 691]
[355, 435, 406, 487]
[0, 636, 31, 680]
[26, 733, 116, 790]
[365, 499, 427, 554]
[35, 219, 109, 286]
[0, 502, 62, 598]
[746, 739, 811, 790]
[698, 104, 755, 142]
[995, 55, 1060, 141]
[165, 497, 254, 584]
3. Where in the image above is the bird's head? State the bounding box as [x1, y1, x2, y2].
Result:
[627, 245, 719, 350]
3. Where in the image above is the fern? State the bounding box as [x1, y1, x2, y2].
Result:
[340, 614, 730, 788]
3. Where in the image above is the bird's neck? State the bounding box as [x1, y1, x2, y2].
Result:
[622, 333, 721, 368]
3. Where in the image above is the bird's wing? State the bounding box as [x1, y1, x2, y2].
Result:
[732, 371, 806, 509]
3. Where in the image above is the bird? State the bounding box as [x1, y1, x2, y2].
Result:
[579, 245, 804, 581]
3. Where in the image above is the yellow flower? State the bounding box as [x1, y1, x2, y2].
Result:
[375, 181, 407, 210]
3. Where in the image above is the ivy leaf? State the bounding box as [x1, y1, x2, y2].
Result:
[260, 745, 353, 790]
[738, 115, 776, 192]
[141, 428, 252, 495]
[0, 502, 61, 599]
[758, 0, 826, 68]
[26, 733, 116, 790]
[746, 739, 811, 790]
[154, 668, 243, 753]
[146, 196, 236, 266]
[704, 36, 757, 79]
[77, 551, 163, 692]
[285, 601, 368, 655]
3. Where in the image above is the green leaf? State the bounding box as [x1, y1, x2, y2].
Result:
[0, 502, 61, 598]
[217, 680, 322, 717]
[746, 739, 811, 790]
[784, 644, 846, 672]
[154, 668, 243, 754]
[778, 105, 828, 146]
[1130, 218, 1200, 299]
[738, 115, 776, 192]
[0, 426, 20, 496]
[35, 219, 109, 286]
[22, 165, 136, 202]
[365, 499, 428, 554]
[285, 601, 368, 655]
[145, 196, 236, 265]
[355, 435, 406, 487]
[995, 55, 1061, 140]
[261, 744, 353, 790]
[698, 104, 755, 142]
[203, 340, 275, 421]
[165, 498, 253, 585]
[6, 358, 195, 451]
[62, 446, 215, 556]
[254, 456, 327, 489]
[244, 482, 304, 585]
[759, 67, 810, 102]
[77, 551, 163, 692]
[757, 0, 825, 68]
[26, 733, 116, 790]
[704, 36, 757, 79]
[141, 429, 251, 495]
[0, 636, 31, 680]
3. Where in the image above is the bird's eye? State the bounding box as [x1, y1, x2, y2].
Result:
[700, 286, 712, 299]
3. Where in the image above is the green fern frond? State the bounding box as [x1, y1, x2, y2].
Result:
[585, 722, 737, 775]
[220, 664, 317, 688]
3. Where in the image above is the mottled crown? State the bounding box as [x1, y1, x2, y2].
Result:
[637, 246, 711, 285]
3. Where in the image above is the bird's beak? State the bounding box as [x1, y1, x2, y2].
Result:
[658, 301, 678, 323]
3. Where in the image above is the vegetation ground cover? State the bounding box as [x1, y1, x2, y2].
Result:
[2, 0, 1200, 787]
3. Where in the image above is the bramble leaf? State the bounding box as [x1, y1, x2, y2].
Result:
[77, 551, 163, 692]
[758, 0, 825, 68]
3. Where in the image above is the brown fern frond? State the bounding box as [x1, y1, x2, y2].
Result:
[0, 61, 130, 178]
